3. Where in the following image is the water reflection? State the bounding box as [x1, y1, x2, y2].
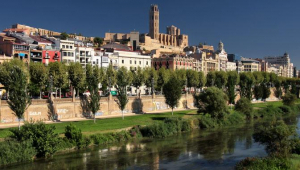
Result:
[3, 116, 299, 170]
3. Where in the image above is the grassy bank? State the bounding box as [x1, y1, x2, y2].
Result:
[0, 100, 294, 139]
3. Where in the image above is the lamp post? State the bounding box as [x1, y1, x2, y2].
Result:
[151, 77, 154, 95]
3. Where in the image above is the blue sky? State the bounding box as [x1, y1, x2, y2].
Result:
[2, 0, 300, 67]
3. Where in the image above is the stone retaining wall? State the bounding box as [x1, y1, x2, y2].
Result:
[0, 94, 195, 124]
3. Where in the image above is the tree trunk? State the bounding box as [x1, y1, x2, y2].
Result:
[40, 87, 42, 99]
[172, 108, 173, 116]
[122, 110, 124, 120]
[77, 88, 79, 97]
[59, 88, 62, 99]
[18, 119, 20, 131]
[55, 88, 58, 98]
[94, 113, 96, 123]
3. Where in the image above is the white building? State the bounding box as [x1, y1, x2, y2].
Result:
[216, 41, 228, 71]
[226, 61, 237, 71]
[75, 46, 93, 67]
[264, 52, 293, 78]
[57, 40, 75, 63]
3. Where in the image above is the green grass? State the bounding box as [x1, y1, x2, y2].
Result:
[290, 154, 300, 170]
[0, 110, 195, 138]
[252, 101, 283, 108]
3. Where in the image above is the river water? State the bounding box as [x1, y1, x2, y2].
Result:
[3, 116, 300, 170]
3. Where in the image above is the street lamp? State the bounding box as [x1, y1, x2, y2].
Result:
[49, 75, 53, 99]
[151, 77, 154, 95]
[109, 77, 111, 96]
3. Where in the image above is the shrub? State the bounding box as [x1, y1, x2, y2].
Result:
[57, 138, 75, 151]
[278, 105, 293, 115]
[64, 124, 84, 148]
[194, 87, 229, 119]
[282, 92, 297, 106]
[10, 122, 59, 157]
[91, 131, 132, 145]
[235, 157, 291, 170]
[256, 105, 283, 118]
[0, 140, 36, 166]
[253, 120, 296, 157]
[198, 114, 219, 129]
[129, 125, 143, 138]
[291, 138, 300, 155]
[139, 118, 192, 138]
[235, 98, 253, 119]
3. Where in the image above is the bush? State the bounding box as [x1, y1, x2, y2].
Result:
[282, 92, 297, 106]
[253, 120, 296, 157]
[0, 140, 36, 166]
[235, 157, 291, 170]
[198, 114, 219, 129]
[291, 138, 300, 155]
[194, 87, 229, 119]
[235, 98, 253, 119]
[10, 122, 59, 157]
[91, 131, 132, 145]
[278, 105, 293, 115]
[139, 117, 192, 138]
[64, 124, 84, 148]
[256, 105, 283, 118]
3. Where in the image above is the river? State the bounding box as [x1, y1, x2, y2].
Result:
[3, 116, 300, 170]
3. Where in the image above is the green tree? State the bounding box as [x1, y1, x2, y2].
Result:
[194, 87, 229, 119]
[253, 120, 296, 157]
[235, 98, 253, 119]
[7, 66, 31, 130]
[226, 71, 239, 104]
[253, 85, 263, 100]
[144, 67, 158, 94]
[206, 71, 216, 87]
[162, 76, 182, 116]
[60, 32, 69, 40]
[132, 67, 145, 95]
[86, 64, 102, 123]
[93, 37, 103, 47]
[174, 69, 187, 87]
[48, 62, 68, 98]
[68, 62, 85, 98]
[239, 72, 255, 100]
[197, 71, 206, 90]
[106, 64, 117, 93]
[261, 83, 271, 101]
[116, 67, 133, 120]
[29, 62, 48, 99]
[274, 79, 283, 99]
[0, 59, 27, 95]
[215, 71, 228, 89]
[186, 69, 199, 93]
[253, 71, 263, 85]
[282, 92, 297, 106]
[156, 67, 170, 94]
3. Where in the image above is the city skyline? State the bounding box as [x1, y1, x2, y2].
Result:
[1, 0, 299, 67]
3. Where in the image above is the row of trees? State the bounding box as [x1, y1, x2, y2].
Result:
[1, 60, 299, 103]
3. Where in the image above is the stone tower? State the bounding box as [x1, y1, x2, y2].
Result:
[218, 41, 224, 52]
[149, 4, 159, 40]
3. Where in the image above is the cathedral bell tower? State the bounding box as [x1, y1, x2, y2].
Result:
[149, 4, 159, 40]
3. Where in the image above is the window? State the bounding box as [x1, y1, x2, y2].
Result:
[68, 52, 71, 56]
[146, 61, 148, 65]
[46, 53, 49, 58]
[70, 46, 73, 49]
[122, 60, 124, 64]
[130, 60, 132, 64]
[139, 61, 141, 65]
[96, 59, 99, 64]
[62, 45, 65, 48]
[66, 45, 69, 49]
[63, 52, 67, 56]
[134, 61, 136, 64]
